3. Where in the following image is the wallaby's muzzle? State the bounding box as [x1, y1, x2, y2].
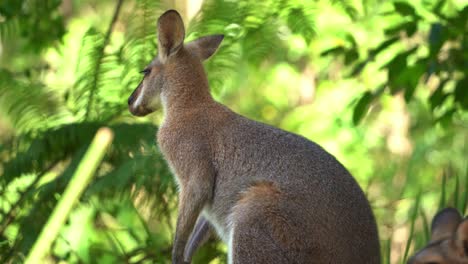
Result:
[128, 83, 153, 117]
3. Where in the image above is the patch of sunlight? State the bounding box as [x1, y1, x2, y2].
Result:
[287, 34, 307, 61]
[264, 63, 300, 109]
[43, 19, 90, 90]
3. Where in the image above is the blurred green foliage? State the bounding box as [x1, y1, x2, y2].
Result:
[0, 0, 466, 263]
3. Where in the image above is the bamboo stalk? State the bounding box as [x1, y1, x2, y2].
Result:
[24, 127, 114, 264]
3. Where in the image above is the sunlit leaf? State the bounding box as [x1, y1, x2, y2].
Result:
[393, 2, 417, 17]
[353, 91, 374, 125]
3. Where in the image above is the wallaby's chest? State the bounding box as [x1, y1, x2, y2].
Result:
[157, 124, 189, 167]
[157, 119, 213, 180]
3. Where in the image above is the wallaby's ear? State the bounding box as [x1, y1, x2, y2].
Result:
[186, 35, 224, 61]
[430, 207, 462, 242]
[157, 10, 185, 61]
[454, 218, 468, 257]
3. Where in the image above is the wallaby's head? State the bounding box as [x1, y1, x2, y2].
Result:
[128, 10, 223, 116]
[408, 208, 468, 264]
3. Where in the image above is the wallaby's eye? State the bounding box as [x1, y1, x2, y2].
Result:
[140, 68, 151, 76]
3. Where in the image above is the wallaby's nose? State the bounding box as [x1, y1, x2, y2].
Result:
[127, 84, 140, 106]
[128, 83, 141, 105]
[128, 92, 135, 105]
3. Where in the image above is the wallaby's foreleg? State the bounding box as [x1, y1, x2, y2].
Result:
[184, 215, 212, 262]
[171, 163, 215, 264]
[172, 190, 208, 264]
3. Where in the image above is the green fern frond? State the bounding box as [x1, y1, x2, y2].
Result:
[86, 151, 175, 204]
[280, 1, 316, 43]
[8, 146, 88, 260]
[69, 0, 125, 122]
[125, 0, 160, 55]
[242, 20, 284, 64]
[330, 0, 359, 19]
[73, 39, 125, 122]
[72, 28, 106, 119]
[0, 17, 19, 45]
[188, 0, 285, 94]
[188, 0, 240, 35]
[0, 122, 168, 261]
[1, 122, 158, 184]
[116, 1, 163, 115]
[0, 69, 73, 134]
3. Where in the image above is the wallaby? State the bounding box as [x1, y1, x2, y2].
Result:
[128, 9, 380, 264]
[408, 207, 468, 264]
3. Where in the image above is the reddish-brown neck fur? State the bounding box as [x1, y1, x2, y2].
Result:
[161, 50, 214, 114]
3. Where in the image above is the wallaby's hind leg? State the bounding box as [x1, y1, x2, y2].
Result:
[229, 181, 310, 264]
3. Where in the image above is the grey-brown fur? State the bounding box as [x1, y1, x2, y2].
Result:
[184, 215, 212, 261]
[128, 9, 380, 264]
[408, 208, 468, 264]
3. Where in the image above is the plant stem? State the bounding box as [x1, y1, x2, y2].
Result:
[24, 127, 114, 264]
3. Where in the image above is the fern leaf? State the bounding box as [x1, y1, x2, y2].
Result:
[0, 70, 73, 133]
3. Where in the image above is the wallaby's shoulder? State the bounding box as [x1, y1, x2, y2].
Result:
[222, 109, 327, 153]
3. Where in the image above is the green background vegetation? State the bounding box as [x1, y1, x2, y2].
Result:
[0, 0, 467, 263]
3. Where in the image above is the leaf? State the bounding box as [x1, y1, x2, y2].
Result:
[344, 50, 359, 65]
[454, 77, 468, 110]
[0, 0, 65, 52]
[420, 209, 430, 243]
[435, 108, 456, 127]
[320, 46, 346, 56]
[0, 69, 73, 133]
[384, 47, 419, 94]
[0, 16, 19, 42]
[393, 2, 416, 17]
[432, 0, 447, 19]
[330, 0, 358, 19]
[385, 21, 417, 37]
[403, 64, 426, 102]
[387, 54, 408, 94]
[1, 122, 158, 183]
[384, 238, 392, 264]
[350, 60, 368, 76]
[13, 146, 88, 257]
[428, 23, 446, 56]
[369, 37, 399, 57]
[462, 166, 468, 213]
[454, 173, 459, 209]
[429, 79, 449, 111]
[345, 33, 358, 48]
[402, 191, 421, 263]
[438, 172, 447, 210]
[284, 5, 316, 43]
[425, 60, 438, 82]
[353, 91, 374, 125]
[405, 21, 418, 37]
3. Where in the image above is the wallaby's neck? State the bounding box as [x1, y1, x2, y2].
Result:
[161, 75, 215, 117]
[160, 50, 217, 120]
